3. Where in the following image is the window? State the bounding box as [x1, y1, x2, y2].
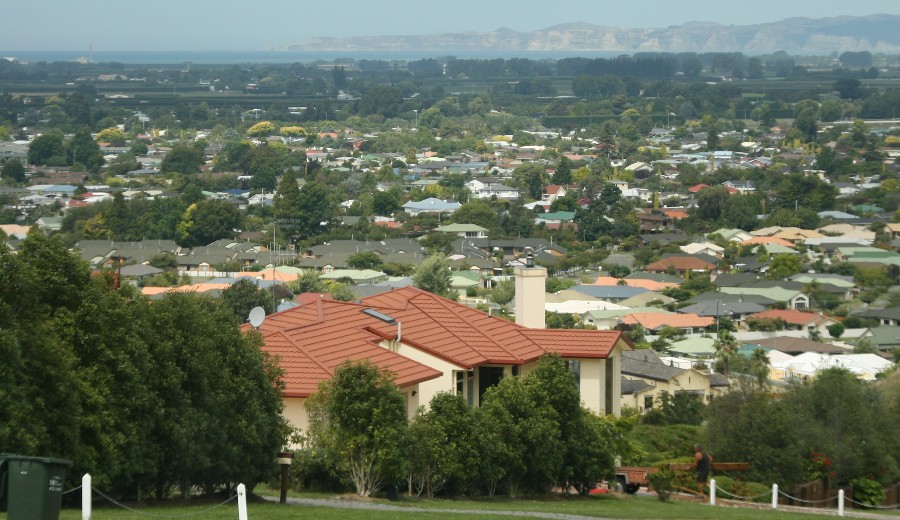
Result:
[478, 366, 504, 403]
[566, 360, 581, 387]
[644, 395, 653, 410]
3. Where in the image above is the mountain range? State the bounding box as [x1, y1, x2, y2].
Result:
[275, 15, 900, 55]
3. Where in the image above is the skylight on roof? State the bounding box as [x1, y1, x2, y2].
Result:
[362, 308, 396, 324]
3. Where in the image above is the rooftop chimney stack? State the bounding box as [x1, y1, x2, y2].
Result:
[514, 247, 546, 329]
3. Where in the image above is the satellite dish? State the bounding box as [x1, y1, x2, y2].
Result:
[248, 306, 266, 329]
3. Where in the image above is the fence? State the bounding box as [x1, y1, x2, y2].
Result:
[709, 478, 900, 516]
[65, 474, 248, 519]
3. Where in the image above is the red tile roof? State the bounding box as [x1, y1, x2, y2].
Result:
[645, 256, 716, 272]
[545, 184, 563, 195]
[660, 208, 689, 220]
[251, 287, 626, 397]
[688, 183, 710, 193]
[621, 312, 714, 330]
[747, 309, 830, 326]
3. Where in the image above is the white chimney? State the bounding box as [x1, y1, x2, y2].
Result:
[514, 247, 546, 329]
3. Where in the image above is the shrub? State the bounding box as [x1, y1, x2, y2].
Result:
[712, 476, 770, 502]
[851, 477, 884, 508]
[647, 468, 676, 501]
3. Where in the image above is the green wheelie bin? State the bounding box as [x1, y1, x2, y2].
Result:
[0, 454, 73, 520]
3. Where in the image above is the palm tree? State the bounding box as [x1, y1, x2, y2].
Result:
[748, 347, 771, 387]
[713, 330, 739, 377]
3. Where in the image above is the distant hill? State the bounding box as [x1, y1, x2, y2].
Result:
[275, 15, 900, 55]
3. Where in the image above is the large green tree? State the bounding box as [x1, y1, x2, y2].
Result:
[785, 368, 899, 485]
[67, 127, 104, 171]
[407, 393, 480, 497]
[27, 130, 65, 165]
[306, 360, 408, 497]
[221, 278, 275, 321]
[293, 180, 338, 241]
[160, 142, 204, 174]
[0, 231, 287, 498]
[514, 163, 548, 201]
[704, 388, 806, 485]
[413, 255, 452, 296]
[176, 199, 242, 247]
[451, 200, 498, 230]
[1, 158, 26, 182]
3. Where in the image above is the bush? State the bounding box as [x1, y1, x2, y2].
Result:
[851, 477, 884, 508]
[287, 447, 347, 493]
[647, 468, 676, 501]
[712, 476, 770, 502]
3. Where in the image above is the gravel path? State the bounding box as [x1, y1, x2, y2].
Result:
[262, 494, 900, 520]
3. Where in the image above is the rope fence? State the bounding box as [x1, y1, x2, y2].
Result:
[706, 479, 900, 516]
[844, 496, 900, 510]
[713, 486, 771, 501]
[62, 484, 83, 495]
[92, 487, 237, 518]
[78, 474, 249, 520]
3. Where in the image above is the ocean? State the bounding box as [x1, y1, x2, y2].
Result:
[0, 50, 625, 65]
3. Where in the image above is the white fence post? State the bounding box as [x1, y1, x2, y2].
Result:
[710, 478, 716, 506]
[838, 489, 845, 516]
[237, 483, 248, 520]
[82, 473, 91, 520]
[772, 483, 779, 509]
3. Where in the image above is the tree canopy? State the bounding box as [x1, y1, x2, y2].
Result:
[0, 230, 287, 499]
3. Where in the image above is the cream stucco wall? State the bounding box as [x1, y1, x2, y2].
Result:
[387, 338, 466, 412]
[283, 397, 310, 437]
[624, 368, 722, 413]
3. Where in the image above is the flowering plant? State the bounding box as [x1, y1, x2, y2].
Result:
[806, 452, 836, 481]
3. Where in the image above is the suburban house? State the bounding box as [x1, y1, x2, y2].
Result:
[676, 300, 767, 328]
[644, 255, 718, 275]
[680, 242, 725, 258]
[435, 223, 488, 239]
[401, 198, 462, 216]
[465, 178, 521, 200]
[74, 239, 182, 268]
[718, 286, 810, 310]
[746, 309, 837, 336]
[621, 312, 715, 335]
[854, 307, 900, 327]
[620, 349, 729, 412]
[590, 276, 679, 292]
[581, 307, 675, 330]
[542, 184, 568, 203]
[250, 265, 632, 442]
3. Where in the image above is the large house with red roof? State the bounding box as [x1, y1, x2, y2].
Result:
[250, 279, 631, 440]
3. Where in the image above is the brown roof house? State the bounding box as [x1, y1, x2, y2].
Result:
[644, 255, 717, 275]
[746, 309, 838, 337]
[249, 262, 632, 445]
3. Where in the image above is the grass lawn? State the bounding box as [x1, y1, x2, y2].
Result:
[2, 490, 872, 520]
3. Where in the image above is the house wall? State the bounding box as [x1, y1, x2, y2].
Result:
[624, 368, 716, 413]
[283, 387, 422, 449]
[387, 338, 466, 417]
[283, 397, 310, 437]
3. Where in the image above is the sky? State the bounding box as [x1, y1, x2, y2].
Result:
[2, 0, 899, 52]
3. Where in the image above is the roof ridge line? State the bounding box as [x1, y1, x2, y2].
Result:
[273, 329, 334, 382]
[426, 291, 524, 362]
